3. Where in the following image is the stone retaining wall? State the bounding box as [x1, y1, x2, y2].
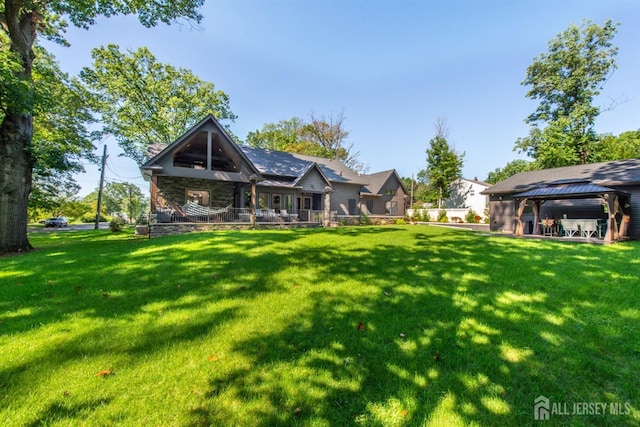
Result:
[149, 222, 320, 238]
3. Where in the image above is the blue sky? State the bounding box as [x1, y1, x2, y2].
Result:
[43, 0, 640, 196]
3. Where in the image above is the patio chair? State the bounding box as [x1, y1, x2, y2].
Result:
[580, 219, 599, 238]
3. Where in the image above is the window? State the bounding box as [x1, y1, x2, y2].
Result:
[174, 132, 208, 169]
[258, 193, 269, 209]
[173, 131, 238, 172]
[348, 199, 357, 215]
[186, 190, 210, 206]
[384, 189, 397, 196]
[469, 188, 475, 196]
[385, 201, 398, 215]
[284, 194, 294, 211]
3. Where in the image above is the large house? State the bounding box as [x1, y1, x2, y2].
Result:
[482, 159, 640, 242]
[140, 115, 406, 230]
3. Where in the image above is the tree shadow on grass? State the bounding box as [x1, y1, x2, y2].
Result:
[188, 228, 640, 426]
[25, 397, 113, 427]
[2, 227, 639, 425]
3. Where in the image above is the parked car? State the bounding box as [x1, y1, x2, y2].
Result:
[44, 217, 68, 227]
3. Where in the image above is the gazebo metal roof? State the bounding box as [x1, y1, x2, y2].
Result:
[514, 182, 629, 200]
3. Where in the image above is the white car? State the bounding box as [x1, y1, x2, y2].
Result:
[44, 217, 68, 227]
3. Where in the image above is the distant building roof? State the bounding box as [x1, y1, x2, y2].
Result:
[483, 158, 640, 195]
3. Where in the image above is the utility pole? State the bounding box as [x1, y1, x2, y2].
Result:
[410, 173, 414, 208]
[95, 145, 108, 230]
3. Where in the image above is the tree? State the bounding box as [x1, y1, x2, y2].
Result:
[593, 130, 640, 162]
[420, 119, 464, 208]
[516, 20, 619, 168]
[246, 112, 365, 172]
[84, 182, 148, 222]
[80, 44, 236, 165]
[29, 46, 97, 214]
[400, 176, 426, 207]
[102, 182, 147, 222]
[246, 117, 305, 152]
[0, 0, 204, 254]
[485, 159, 535, 185]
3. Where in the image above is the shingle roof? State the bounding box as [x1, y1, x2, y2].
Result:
[239, 146, 368, 185]
[483, 158, 640, 195]
[363, 170, 395, 194]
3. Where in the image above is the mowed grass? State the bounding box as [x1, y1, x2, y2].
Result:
[1, 226, 639, 426]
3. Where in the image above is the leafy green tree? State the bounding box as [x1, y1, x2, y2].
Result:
[0, 0, 204, 254]
[593, 130, 640, 162]
[401, 175, 429, 206]
[245, 112, 365, 172]
[485, 159, 536, 184]
[85, 182, 148, 223]
[246, 117, 305, 152]
[420, 119, 464, 208]
[103, 182, 147, 222]
[516, 20, 619, 167]
[29, 47, 97, 214]
[80, 44, 236, 165]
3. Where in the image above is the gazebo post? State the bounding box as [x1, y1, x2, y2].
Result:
[604, 194, 618, 243]
[515, 198, 528, 236]
[532, 200, 542, 235]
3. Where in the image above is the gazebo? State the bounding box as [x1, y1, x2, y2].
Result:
[513, 180, 631, 242]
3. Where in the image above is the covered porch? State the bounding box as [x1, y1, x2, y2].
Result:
[513, 181, 631, 243]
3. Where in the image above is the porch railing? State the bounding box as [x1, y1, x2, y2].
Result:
[154, 205, 328, 224]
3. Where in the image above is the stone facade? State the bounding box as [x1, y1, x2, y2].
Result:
[156, 176, 236, 208]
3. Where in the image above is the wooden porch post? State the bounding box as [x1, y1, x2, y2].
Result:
[150, 175, 158, 212]
[250, 180, 257, 227]
[514, 198, 528, 236]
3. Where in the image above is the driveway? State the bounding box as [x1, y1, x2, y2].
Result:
[29, 223, 110, 232]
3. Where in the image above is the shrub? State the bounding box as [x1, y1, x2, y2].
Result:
[81, 214, 110, 223]
[359, 214, 371, 225]
[109, 217, 125, 232]
[136, 214, 149, 225]
[465, 209, 478, 223]
[395, 218, 406, 225]
[437, 209, 448, 222]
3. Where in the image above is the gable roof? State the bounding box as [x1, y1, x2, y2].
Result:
[362, 169, 408, 196]
[483, 158, 640, 195]
[140, 115, 370, 187]
[141, 115, 259, 175]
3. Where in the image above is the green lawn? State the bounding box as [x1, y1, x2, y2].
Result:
[1, 226, 638, 426]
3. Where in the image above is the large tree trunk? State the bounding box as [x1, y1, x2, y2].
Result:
[1, 2, 37, 254]
[0, 113, 34, 253]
